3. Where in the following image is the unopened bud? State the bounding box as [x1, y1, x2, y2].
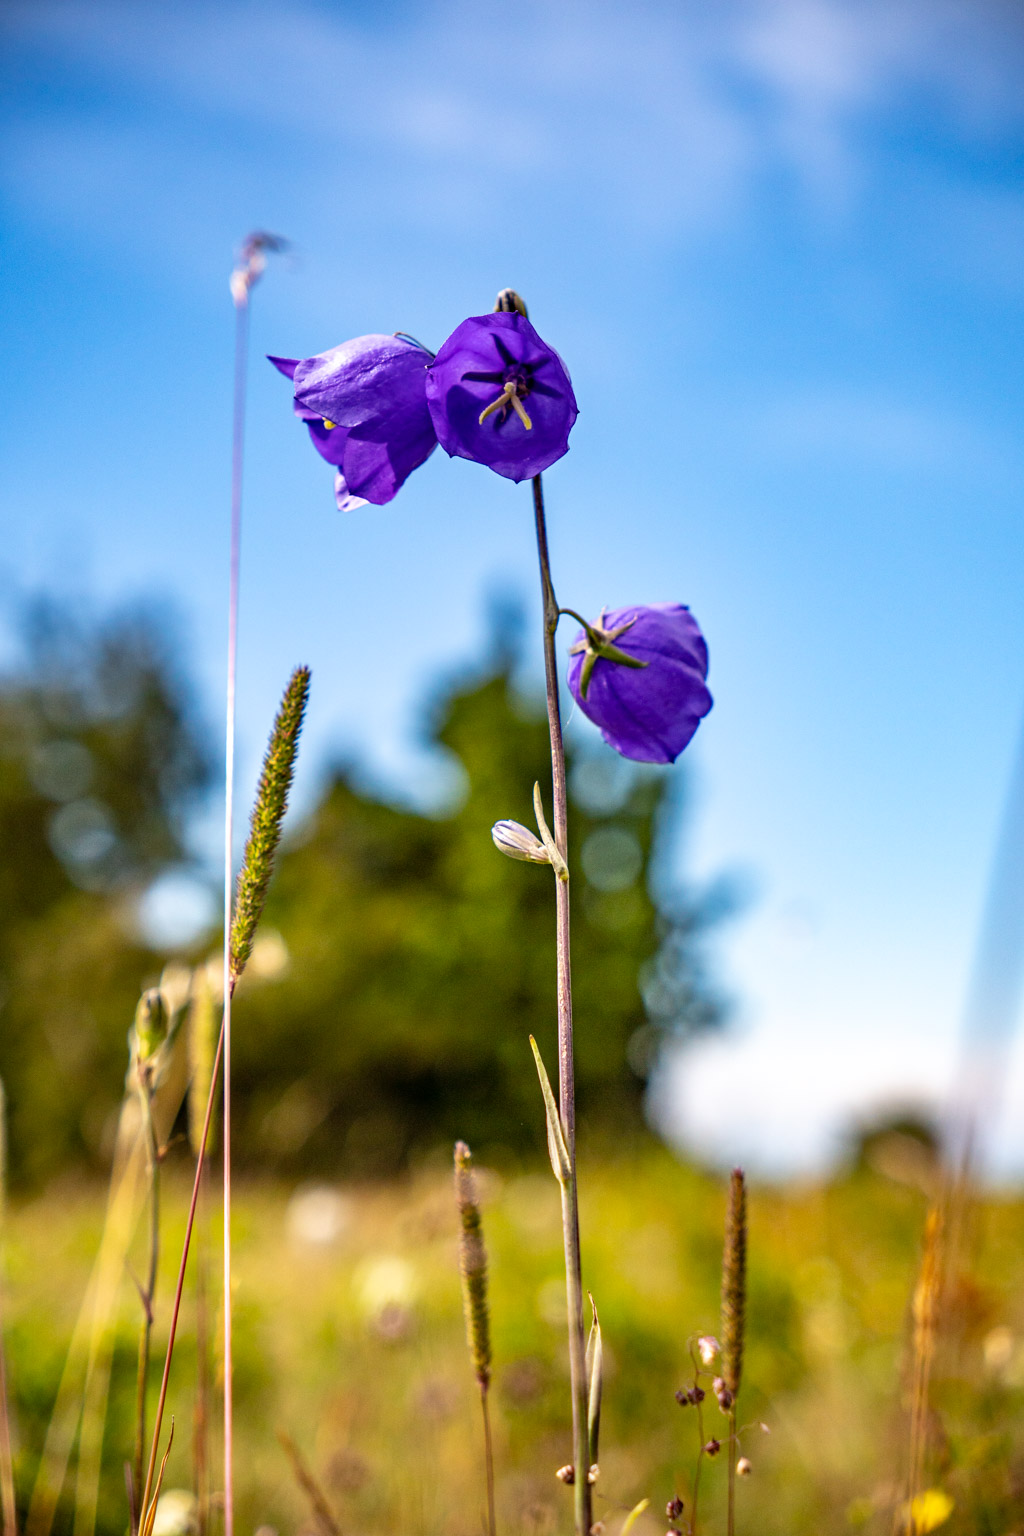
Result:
[134, 989, 168, 1063]
[587, 1465, 599, 1485]
[717, 1386, 734, 1412]
[703, 1439, 721, 1458]
[736, 1457, 752, 1477]
[491, 820, 551, 864]
[556, 1465, 574, 1485]
[665, 1499, 684, 1521]
[697, 1335, 719, 1366]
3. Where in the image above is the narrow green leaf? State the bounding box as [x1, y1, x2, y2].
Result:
[532, 783, 569, 883]
[586, 1292, 603, 1466]
[528, 1036, 570, 1184]
[621, 1498, 649, 1536]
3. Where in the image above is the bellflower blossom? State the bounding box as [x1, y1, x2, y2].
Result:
[566, 603, 712, 764]
[426, 313, 578, 482]
[269, 334, 436, 510]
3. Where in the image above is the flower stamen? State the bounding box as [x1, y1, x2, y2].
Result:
[323, 419, 337, 430]
[478, 381, 533, 431]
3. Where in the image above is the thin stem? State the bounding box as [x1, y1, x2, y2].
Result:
[0, 1296, 15, 1536]
[480, 1384, 496, 1536]
[726, 1406, 736, 1536]
[132, 1080, 161, 1518]
[192, 1161, 210, 1536]
[530, 473, 590, 1536]
[221, 284, 248, 1536]
[689, 1395, 707, 1536]
[138, 1019, 226, 1533]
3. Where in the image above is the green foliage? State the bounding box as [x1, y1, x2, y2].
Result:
[232, 624, 727, 1173]
[0, 598, 212, 1185]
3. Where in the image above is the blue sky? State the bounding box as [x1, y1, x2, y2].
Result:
[3, 0, 1024, 1173]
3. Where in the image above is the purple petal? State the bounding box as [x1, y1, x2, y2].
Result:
[426, 313, 578, 483]
[567, 603, 712, 764]
[267, 354, 299, 381]
[274, 332, 438, 506]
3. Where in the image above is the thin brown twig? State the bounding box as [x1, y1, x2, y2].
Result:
[138, 1016, 226, 1534]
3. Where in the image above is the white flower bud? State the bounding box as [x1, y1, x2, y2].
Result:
[491, 820, 551, 864]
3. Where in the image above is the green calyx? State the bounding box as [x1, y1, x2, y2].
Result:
[562, 609, 649, 699]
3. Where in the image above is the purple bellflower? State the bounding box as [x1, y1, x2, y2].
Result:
[566, 603, 712, 764]
[268, 334, 437, 510]
[425, 312, 578, 482]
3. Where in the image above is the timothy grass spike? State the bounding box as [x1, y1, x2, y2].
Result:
[721, 1168, 747, 1399]
[454, 1142, 492, 1390]
[229, 665, 311, 983]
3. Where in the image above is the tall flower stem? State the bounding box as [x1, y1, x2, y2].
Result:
[531, 472, 590, 1536]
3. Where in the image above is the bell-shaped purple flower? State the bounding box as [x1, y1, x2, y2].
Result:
[566, 603, 712, 764]
[425, 313, 578, 483]
[269, 334, 437, 509]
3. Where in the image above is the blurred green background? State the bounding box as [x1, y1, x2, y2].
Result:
[0, 597, 727, 1188]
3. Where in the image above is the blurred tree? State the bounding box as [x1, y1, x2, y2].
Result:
[0, 597, 212, 1184]
[233, 617, 730, 1174]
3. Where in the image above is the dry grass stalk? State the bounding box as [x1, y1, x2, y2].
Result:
[454, 1142, 496, 1536]
[721, 1168, 747, 1536]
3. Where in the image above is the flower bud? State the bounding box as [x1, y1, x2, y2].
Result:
[665, 1499, 684, 1521]
[567, 603, 712, 764]
[491, 820, 551, 865]
[134, 989, 168, 1063]
[736, 1457, 752, 1477]
[556, 1465, 575, 1485]
[703, 1439, 721, 1458]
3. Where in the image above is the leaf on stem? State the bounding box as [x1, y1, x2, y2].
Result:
[586, 1293, 603, 1467]
[529, 1036, 570, 1184]
[621, 1497, 649, 1536]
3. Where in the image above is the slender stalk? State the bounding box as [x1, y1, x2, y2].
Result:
[726, 1406, 737, 1536]
[480, 1385, 496, 1536]
[138, 1019, 225, 1534]
[221, 279, 248, 1536]
[132, 1078, 161, 1515]
[530, 472, 590, 1536]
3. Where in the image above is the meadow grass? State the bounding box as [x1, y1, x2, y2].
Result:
[4, 1149, 1024, 1536]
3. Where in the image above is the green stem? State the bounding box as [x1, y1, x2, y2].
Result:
[531, 473, 591, 1536]
[480, 1384, 496, 1536]
[726, 1406, 736, 1536]
[133, 1077, 161, 1520]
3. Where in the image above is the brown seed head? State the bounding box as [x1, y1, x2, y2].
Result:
[453, 1141, 491, 1390]
[721, 1167, 747, 1399]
